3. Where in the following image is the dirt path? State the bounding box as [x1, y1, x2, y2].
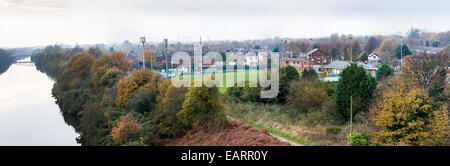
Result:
[226, 116, 302, 146]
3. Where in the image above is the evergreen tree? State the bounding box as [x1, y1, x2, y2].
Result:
[334, 63, 377, 121]
[395, 44, 412, 59]
[278, 65, 300, 103]
[376, 62, 394, 81]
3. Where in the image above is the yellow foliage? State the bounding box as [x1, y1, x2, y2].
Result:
[116, 68, 162, 108]
[67, 53, 94, 78]
[371, 80, 449, 146]
[157, 79, 188, 113]
[91, 51, 131, 90]
[287, 80, 330, 111]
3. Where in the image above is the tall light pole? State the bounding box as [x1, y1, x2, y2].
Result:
[349, 36, 353, 62]
[164, 38, 169, 78]
[137, 46, 140, 70]
[140, 36, 146, 69]
[400, 35, 403, 69]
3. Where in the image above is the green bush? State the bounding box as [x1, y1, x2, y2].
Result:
[177, 84, 225, 128]
[326, 127, 341, 134]
[348, 133, 368, 146]
[131, 91, 157, 114]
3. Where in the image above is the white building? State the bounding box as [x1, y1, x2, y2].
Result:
[368, 52, 380, 64]
[245, 55, 258, 66]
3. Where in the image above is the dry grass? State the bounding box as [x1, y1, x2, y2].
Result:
[163, 120, 290, 146]
[225, 100, 375, 146]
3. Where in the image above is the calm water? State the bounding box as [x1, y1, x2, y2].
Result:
[0, 57, 79, 146]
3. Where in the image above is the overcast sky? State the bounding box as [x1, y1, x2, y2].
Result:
[1, 0, 450, 47]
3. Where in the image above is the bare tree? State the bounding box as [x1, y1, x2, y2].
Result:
[402, 52, 448, 88]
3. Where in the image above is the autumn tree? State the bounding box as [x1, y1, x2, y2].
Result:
[334, 63, 377, 121]
[88, 47, 104, 58]
[287, 80, 330, 112]
[142, 50, 157, 69]
[176, 84, 225, 128]
[364, 37, 379, 54]
[63, 53, 95, 88]
[116, 68, 162, 108]
[67, 53, 95, 79]
[402, 53, 448, 88]
[91, 51, 131, 90]
[377, 38, 396, 56]
[98, 67, 126, 88]
[111, 114, 140, 144]
[443, 45, 450, 56]
[371, 78, 448, 146]
[152, 79, 189, 138]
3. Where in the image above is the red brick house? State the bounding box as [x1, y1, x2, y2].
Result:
[306, 49, 330, 65]
[281, 57, 311, 72]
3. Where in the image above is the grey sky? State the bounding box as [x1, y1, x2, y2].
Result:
[1, 0, 449, 47]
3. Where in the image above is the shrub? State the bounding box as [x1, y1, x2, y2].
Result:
[301, 69, 318, 81]
[371, 78, 449, 146]
[227, 81, 261, 103]
[116, 68, 161, 108]
[176, 84, 225, 128]
[126, 141, 146, 146]
[131, 91, 157, 114]
[348, 133, 368, 146]
[287, 80, 330, 112]
[278, 65, 300, 103]
[326, 127, 342, 134]
[111, 114, 140, 144]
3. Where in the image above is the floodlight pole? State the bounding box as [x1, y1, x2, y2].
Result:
[400, 36, 403, 69]
[140, 37, 146, 69]
[350, 36, 353, 62]
[164, 38, 169, 78]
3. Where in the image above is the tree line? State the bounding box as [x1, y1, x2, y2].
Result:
[34, 45, 225, 146]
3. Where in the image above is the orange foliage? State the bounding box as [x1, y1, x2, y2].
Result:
[111, 114, 140, 143]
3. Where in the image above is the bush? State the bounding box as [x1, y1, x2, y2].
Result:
[348, 133, 368, 146]
[176, 84, 225, 128]
[126, 141, 146, 146]
[372, 77, 448, 146]
[326, 127, 342, 134]
[227, 81, 261, 103]
[278, 65, 300, 103]
[287, 80, 330, 112]
[116, 68, 162, 108]
[111, 114, 140, 144]
[301, 69, 318, 81]
[300, 100, 344, 126]
[131, 91, 157, 114]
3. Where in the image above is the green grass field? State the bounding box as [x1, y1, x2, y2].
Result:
[174, 69, 261, 93]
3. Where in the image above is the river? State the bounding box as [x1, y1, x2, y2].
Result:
[0, 57, 79, 146]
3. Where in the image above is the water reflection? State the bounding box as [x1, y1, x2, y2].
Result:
[0, 57, 79, 146]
